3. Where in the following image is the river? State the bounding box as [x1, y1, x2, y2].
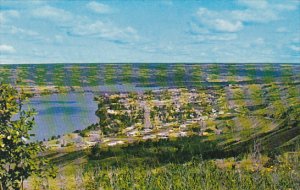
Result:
[28, 92, 98, 141]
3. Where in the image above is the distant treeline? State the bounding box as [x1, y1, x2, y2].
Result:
[1, 63, 299, 88]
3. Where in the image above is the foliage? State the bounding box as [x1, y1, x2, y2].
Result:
[81, 159, 299, 190]
[0, 84, 56, 190]
[1, 63, 299, 189]
[40, 138, 300, 190]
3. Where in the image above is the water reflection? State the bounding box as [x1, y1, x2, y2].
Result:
[29, 93, 98, 141]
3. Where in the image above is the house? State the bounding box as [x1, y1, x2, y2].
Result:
[200, 116, 209, 120]
[215, 129, 222, 135]
[143, 128, 153, 134]
[123, 126, 135, 133]
[107, 109, 118, 115]
[75, 142, 86, 148]
[144, 128, 153, 132]
[157, 131, 169, 138]
[179, 131, 187, 137]
[85, 141, 98, 147]
[107, 140, 124, 146]
[107, 141, 118, 146]
[143, 135, 157, 140]
[116, 140, 125, 145]
[102, 138, 110, 143]
[126, 130, 140, 137]
[164, 122, 176, 127]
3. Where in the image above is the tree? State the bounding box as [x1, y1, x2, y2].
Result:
[0, 84, 56, 190]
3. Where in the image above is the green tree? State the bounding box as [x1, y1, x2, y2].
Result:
[0, 84, 56, 190]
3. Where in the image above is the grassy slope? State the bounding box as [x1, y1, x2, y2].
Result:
[30, 117, 299, 189]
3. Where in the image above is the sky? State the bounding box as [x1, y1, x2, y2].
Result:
[0, 0, 299, 64]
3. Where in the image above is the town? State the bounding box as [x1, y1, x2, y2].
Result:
[45, 87, 233, 150]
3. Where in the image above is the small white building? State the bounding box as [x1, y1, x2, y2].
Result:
[86, 141, 98, 147]
[142, 135, 157, 140]
[179, 131, 187, 137]
[107, 109, 118, 115]
[107, 140, 124, 146]
[126, 130, 140, 137]
[157, 131, 169, 138]
[143, 128, 153, 133]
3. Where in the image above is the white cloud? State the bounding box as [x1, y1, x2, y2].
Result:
[188, 11, 239, 42]
[276, 27, 287, 33]
[190, 8, 241, 42]
[188, 22, 210, 34]
[30, 5, 138, 44]
[289, 37, 300, 52]
[253, 38, 265, 45]
[54, 35, 63, 43]
[138, 42, 190, 57]
[161, 0, 173, 6]
[0, 25, 39, 36]
[194, 1, 299, 35]
[290, 45, 300, 52]
[0, 25, 52, 43]
[196, 8, 243, 32]
[32, 5, 72, 22]
[237, 0, 299, 22]
[274, 2, 299, 11]
[214, 19, 243, 32]
[87, 1, 111, 14]
[193, 33, 237, 42]
[0, 44, 16, 53]
[0, 10, 19, 23]
[238, 0, 268, 9]
[231, 9, 278, 23]
[292, 37, 300, 43]
[69, 21, 139, 43]
[239, 0, 299, 11]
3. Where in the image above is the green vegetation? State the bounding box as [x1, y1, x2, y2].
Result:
[0, 63, 299, 189]
[104, 64, 118, 85]
[34, 128, 299, 189]
[1, 63, 299, 95]
[83, 139, 299, 190]
[42, 82, 299, 189]
[0, 84, 56, 190]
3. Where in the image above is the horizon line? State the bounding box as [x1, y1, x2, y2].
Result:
[1, 62, 300, 65]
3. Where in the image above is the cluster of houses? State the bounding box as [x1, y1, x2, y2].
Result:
[46, 88, 229, 150]
[120, 88, 227, 138]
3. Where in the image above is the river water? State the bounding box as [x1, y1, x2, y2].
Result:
[28, 85, 161, 141]
[29, 92, 98, 141]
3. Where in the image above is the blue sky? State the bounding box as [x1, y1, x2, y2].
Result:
[0, 0, 299, 64]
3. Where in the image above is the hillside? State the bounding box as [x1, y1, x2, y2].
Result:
[27, 80, 300, 189]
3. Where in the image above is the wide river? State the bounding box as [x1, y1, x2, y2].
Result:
[29, 92, 99, 141]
